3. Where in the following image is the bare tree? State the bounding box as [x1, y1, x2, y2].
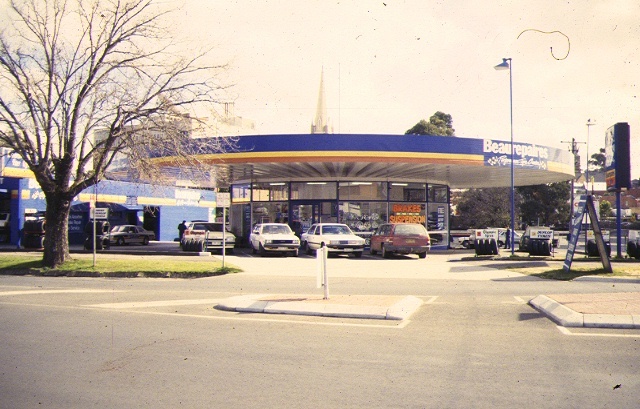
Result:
[0, 0, 230, 267]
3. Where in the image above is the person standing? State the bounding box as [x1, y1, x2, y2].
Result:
[178, 220, 187, 240]
[505, 227, 511, 249]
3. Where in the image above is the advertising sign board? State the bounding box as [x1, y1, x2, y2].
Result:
[474, 229, 498, 240]
[530, 228, 553, 240]
[605, 122, 631, 191]
[563, 195, 612, 274]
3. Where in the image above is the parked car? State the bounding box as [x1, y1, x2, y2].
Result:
[109, 225, 155, 245]
[370, 223, 431, 259]
[249, 223, 300, 257]
[301, 223, 365, 258]
[181, 221, 236, 253]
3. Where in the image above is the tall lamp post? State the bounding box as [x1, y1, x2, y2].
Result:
[494, 57, 515, 256]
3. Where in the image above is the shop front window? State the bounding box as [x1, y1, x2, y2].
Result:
[389, 203, 426, 225]
[232, 184, 251, 203]
[339, 202, 388, 245]
[252, 202, 289, 225]
[339, 182, 387, 201]
[427, 202, 449, 246]
[252, 182, 289, 201]
[428, 184, 448, 203]
[389, 182, 426, 202]
[290, 182, 337, 200]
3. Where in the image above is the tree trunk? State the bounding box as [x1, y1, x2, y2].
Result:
[42, 194, 72, 268]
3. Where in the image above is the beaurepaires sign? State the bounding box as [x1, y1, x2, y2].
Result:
[483, 139, 549, 170]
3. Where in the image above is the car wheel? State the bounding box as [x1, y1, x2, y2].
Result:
[259, 243, 266, 256]
[381, 245, 390, 259]
[353, 251, 362, 258]
[143, 236, 149, 245]
[116, 237, 125, 246]
[291, 249, 299, 257]
[418, 252, 427, 259]
[252, 243, 257, 254]
[304, 242, 313, 255]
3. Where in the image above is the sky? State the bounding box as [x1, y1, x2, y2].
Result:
[174, 0, 640, 178]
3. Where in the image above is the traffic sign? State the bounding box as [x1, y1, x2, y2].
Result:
[91, 208, 109, 219]
[217, 192, 230, 208]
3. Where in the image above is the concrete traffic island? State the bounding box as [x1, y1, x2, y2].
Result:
[215, 294, 423, 320]
[529, 292, 640, 329]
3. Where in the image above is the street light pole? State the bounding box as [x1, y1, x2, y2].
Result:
[586, 119, 596, 193]
[494, 57, 515, 256]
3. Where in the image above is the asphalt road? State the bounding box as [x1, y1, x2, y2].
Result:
[1, 252, 639, 408]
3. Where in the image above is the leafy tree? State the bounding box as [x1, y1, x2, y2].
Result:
[517, 183, 570, 228]
[455, 187, 516, 229]
[599, 200, 612, 218]
[0, 0, 228, 267]
[405, 111, 455, 136]
[588, 148, 606, 172]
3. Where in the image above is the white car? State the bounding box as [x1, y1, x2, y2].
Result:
[249, 223, 300, 257]
[181, 221, 236, 253]
[301, 223, 365, 258]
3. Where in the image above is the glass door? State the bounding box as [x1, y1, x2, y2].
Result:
[290, 201, 337, 236]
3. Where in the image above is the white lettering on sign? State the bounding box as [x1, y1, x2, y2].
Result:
[483, 139, 549, 159]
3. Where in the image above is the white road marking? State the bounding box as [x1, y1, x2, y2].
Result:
[557, 326, 640, 338]
[0, 289, 120, 296]
[87, 299, 223, 309]
[125, 309, 411, 328]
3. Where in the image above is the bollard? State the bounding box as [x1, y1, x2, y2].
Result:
[316, 245, 329, 299]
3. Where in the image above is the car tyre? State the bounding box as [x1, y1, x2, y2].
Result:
[259, 243, 266, 256]
[418, 252, 427, 259]
[353, 251, 362, 258]
[541, 241, 550, 256]
[143, 236, 149, 245]
[305, 242, 313, 255]
[382, 245, 390, 259]
[490, 239, 498, 255]
[116, 237, 125, 246]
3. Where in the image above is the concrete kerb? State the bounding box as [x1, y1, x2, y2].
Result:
[215, 295, 423, 321]
[529, 295, 584, 327]
[529, 295, 640, 329]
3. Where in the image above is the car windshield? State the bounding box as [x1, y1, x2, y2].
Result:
[193, 223, 223, 232]
[394, 224, 427, 236]
[110, 225, 127, 233]
[321, 225, 351, 235]
[263, 225, 292, 234]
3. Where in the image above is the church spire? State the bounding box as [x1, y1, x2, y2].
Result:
[311, 68, 331, 134]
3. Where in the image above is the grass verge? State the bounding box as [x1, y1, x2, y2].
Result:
[503, 263, 640, 281]
[0, 253, 241, 278]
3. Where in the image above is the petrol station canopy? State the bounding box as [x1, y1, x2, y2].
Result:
[152, 134, 575, 189]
